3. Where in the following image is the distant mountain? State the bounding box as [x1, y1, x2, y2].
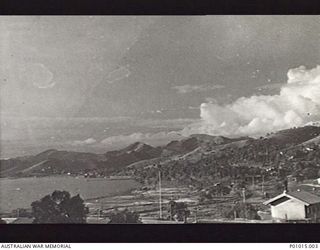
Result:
[0, 142, 161, 177]
[32, 149, 104, 162]
[0, 149, 106, 177]
[103, 142, 162, 172]
[2, 126, 320, 182]
[302, 135, 320, 146]
[189, 134, 236, 143]
[163, 134, 246, 155]
[305, 121, 320, 127]
[108, 142, 162, 158]
[263, 126, 320, 146]
[120, 125, 320, 187]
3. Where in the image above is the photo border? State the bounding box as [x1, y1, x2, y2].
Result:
[1, 0, 320, 243]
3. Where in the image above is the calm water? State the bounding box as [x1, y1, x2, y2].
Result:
[0, 176, 140, 213]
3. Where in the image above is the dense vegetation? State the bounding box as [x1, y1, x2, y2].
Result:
[224, 202, 260, 220]
[122, 126, 320, 193]
[167, 201, 190, 222]
[108, 208, 141, 224]
[2, 126, 320, 196]
[31, 190, 88, 223]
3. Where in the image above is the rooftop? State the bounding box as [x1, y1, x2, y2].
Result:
[264, 190, 320, 206]
[287, 190, 320, 205]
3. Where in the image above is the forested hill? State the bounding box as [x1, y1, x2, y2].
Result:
[0, 142, 162, 177]
[2, 126, 320, 188]
[120, 126, 320, 187]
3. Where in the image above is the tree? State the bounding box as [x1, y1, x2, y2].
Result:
[301, 167, 318, 180]
[168, 201, 190, 222]
[317, 169, 320, 179]
[31, 190, 88, 224]
[108, 208, 141, 224]
[224, 202, 260, 220]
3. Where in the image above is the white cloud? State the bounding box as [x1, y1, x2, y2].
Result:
[256, 82, 284, 92]
[71, 138, 97, 146]
[188, 106, 199, 110]
[106, 66, 130, 83]
[23, 63, 56, 89]
[37, 81, 56, 89]
[182, 65, 320, 137]
[100, 131, 185, 148]
[173, 84, 225, 94]
[134, 118, 196, 130]
[204, 97, 218, 104]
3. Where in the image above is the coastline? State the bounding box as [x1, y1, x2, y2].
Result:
[0, 176, 141, 214]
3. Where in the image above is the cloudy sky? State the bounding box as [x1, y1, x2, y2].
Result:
[1, 16, 320, 157]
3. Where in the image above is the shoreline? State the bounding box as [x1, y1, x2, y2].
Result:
[84, 183, 142, 202]
[0, 176, 141, 214]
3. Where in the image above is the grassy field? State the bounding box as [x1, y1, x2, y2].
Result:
[1, 176, 287, 223]
[86, 185, 245, 223]
[85, 179, 283, 223]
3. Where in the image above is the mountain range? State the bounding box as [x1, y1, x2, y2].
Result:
[1, 125, 320, 184]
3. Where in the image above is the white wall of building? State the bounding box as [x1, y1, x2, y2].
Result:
[271, 199, 306, 220]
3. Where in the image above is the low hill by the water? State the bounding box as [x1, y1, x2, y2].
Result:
[120, 125, 320, 187]
[2, 125, 320, 187]
[0, 142, 162, 177]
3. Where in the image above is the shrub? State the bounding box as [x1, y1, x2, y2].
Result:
[31, 190, 88, 224]
[108, 208, 141, 224]
[224, 202, 260, 220]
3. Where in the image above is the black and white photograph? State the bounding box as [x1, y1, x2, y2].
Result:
[2, 15, 320, 227]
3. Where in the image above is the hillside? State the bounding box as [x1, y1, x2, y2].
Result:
[120, 126, 320, 187]
[302, 135, 320, 146]
[163, 134, 247, 155]
[264, 126, 320, 146]
[0, 142, 162, 177]
[2, 125, 320, 187]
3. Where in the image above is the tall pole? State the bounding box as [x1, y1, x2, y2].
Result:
[195, 206, 198, 223]
[262, 175, 265, 195]
[242, 188, 246, 203]
[242, 188, 247, 220]
[159, 170, 162, 219]
[99, 204, 102, 218]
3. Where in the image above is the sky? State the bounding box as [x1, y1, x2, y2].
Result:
[1, 16, 320, 157]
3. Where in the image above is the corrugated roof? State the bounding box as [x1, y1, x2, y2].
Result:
[264, 190, 320, 206]
[268, 196, 290, 206]
[287, 191, 320, 205]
